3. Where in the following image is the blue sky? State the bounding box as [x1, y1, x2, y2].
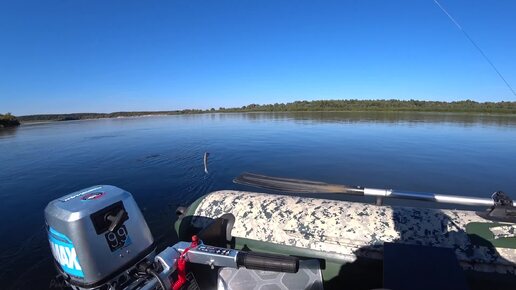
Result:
[1, 0, 515, 115]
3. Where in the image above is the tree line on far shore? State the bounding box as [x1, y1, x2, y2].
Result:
[218, 99, 516, 114]
[5, 99, 516, 124]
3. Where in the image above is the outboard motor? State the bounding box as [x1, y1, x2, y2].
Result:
[45, 185, 155, 289]
[45, 185, 301, 290]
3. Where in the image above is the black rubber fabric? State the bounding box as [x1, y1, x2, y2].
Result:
[236, 251, 299, 273]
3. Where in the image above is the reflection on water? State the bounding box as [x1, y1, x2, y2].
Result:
[0, 126, 18, 138]
[221, 111, 516, 127]
[0, 112, 515, 290]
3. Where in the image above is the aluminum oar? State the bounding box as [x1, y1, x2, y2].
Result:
[234, 172, 504, 207]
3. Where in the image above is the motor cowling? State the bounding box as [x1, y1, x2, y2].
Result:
[44, 185, 155, 289]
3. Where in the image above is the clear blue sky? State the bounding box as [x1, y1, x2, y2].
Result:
[1, 0, 515, 115]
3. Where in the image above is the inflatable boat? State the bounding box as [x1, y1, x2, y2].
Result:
[45, 173, 516, 290]
[174, 173, 516, 289]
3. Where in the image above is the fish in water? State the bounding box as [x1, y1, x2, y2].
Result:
[204, 152, 210, 174]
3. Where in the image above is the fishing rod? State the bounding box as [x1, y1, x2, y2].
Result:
[433, 0, 516, 97]
[234, 172, 513, 207]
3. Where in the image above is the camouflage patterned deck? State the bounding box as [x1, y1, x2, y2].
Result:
[190, 190, 516, 274]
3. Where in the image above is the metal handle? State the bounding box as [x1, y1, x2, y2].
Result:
[106, 209, 126, 232]
[236, 251, 299, 273]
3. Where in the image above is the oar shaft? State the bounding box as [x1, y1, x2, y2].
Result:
[364, 188, 497, 207]
[234, 173, 505, 207]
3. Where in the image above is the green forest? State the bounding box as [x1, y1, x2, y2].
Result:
[7, 99, 516, 124]
[218, 99, 516, 113]
[0, 113, 20, 128]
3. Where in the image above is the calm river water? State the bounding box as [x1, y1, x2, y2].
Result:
[1, 112, 515, 289]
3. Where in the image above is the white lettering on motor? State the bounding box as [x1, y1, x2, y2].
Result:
[62, 186, 102, 202]
[51, 242, 60, 261]
[50, 241, 82, 271]
[64, 246, 81, 270]
[59, 245, 69, 267]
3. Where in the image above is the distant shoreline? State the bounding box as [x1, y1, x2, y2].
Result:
[16, 110, 516, 126]
[20, 114, 174, 125]
[14, 99, 516, 124]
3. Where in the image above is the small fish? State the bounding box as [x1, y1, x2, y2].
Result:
[203, 152, 210, 174]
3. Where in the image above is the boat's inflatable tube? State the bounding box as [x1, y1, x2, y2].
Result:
[180, 190, 516, 274]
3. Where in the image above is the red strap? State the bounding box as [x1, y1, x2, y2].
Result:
[172, 236, 199, 290]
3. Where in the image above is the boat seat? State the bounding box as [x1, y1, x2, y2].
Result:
[382, 242, 470, 290]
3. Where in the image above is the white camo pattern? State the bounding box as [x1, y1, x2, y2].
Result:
[193, 191, 516, 274]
